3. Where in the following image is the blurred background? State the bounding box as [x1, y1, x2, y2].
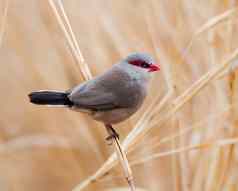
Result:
[0, 0, 238, 190]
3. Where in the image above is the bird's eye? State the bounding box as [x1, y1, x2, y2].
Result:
[141, 62, 150, 68]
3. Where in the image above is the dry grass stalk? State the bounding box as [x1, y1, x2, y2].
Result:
[130, 138, 238, 166]
[195, 8, 237, 37]
[181, 7, 238, 89]
[136, 100, 235, 154]
[113, 139, 136, 191]
[0, 0, 9, 47]
[149, 48, 238, 130]
[48, 0, 92, 81]
[145, 11, 180, 189]
[183, 7, 237, 61]
[72, 8, 238, 189]
[105, 126, 136, 191]
[204, 30, 220, 191]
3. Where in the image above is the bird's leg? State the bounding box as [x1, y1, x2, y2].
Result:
[105, 124, 119, 143]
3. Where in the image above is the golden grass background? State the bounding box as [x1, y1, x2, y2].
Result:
[0, 0, 238, 190]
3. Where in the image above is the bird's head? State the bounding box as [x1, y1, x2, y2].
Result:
[125, 52, 160, 73]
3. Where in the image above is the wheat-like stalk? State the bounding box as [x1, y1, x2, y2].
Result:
[48, 0, 92, 81]
[130, 137, 238, 166]
[0, 0, 9, 47]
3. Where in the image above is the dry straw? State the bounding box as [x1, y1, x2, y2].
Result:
[131, 137, 238, 166]
[133, 100, 237, 157]
[0, 0, 9, 46]
[48, 0, 92, 81]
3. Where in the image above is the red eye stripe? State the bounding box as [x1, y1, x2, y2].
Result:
[129, 60, 143, 66]
[129, 60, 150, 68]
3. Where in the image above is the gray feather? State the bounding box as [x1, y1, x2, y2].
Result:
[29, 52, 156, 124]
[68, 61, 148, 112]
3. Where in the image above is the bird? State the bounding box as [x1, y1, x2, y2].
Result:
[28, 52, 160, 140]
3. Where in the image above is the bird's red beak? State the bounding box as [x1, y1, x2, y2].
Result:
[149, 64, 160, 72]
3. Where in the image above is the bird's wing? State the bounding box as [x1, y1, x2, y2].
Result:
[68, 82, 120, 111]
[68, 64, 143, 111]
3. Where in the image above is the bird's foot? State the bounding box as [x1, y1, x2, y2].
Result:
[105, 124, 119, 145]
[106, 134, 119, 145]
[105, 132, 119, 141]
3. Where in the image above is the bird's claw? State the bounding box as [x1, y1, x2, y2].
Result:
[105, 130, 119, 145]
[105, 124, 120, 145]
[106, 136, 113, 145]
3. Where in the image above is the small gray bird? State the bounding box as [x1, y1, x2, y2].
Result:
[29, 52, 160, 139]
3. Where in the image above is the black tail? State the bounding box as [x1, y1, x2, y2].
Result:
[28, 91, 73, 106]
